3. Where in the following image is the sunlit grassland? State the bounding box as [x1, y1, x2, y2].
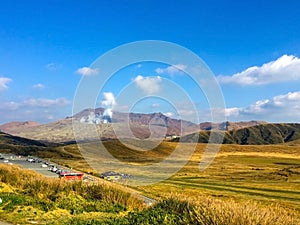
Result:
[1, 140, 300, 224]
[134, 143, 300, 213]
[40, 140, 300, 215]
[0, 164, 299, 225]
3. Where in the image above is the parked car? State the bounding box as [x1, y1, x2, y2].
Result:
[41, 163, 48, 168]
[83, 176, 94, 182]
[55, 169, 62, 174]
[27, 158, 35, 163]
[50, 167, 58, 172]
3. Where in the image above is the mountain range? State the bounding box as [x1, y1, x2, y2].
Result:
[0, 108, 299, 145]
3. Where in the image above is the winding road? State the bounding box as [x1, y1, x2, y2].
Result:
[0, 153, 157, 207]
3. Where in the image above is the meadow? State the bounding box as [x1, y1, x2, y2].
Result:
[1, 140, 300, 224]
[49, 141, 300, 212]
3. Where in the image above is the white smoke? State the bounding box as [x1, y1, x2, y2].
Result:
[101, 92, 116, 118]
[80, 112, 102, 124]
[79, 92, 116, 124]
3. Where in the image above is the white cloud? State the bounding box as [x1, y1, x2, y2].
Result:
[76, 67, 99, 76]
[46, 63, 60, 71]
[32, 83, 45, 89]
[224, 107, 240, 117]
[22, 97, 71, 107]
[163, 112, 174, 117]
[134, 75, 162, 95]
[0, 98, 70, 110]
[225, 91, 300, 122]
[218, 55, 300, 85]
[0, 97, 71, 123]
[0, 101, 20, 110]
[152, 103, 160, 108]
[0, 77, 12, 91]
[155, 64, 187, 76]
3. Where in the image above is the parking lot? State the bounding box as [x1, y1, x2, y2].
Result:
[0, 153, 63, 178]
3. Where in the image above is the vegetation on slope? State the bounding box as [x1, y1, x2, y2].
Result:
[0, 131, 48, 155]
[0, 164, 144, 224]
[179, 123, 300, 144]
[0, 164, 298, 225]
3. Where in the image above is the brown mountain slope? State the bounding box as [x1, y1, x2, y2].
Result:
[2, 109, 200, 143]
[0, 121, 40, 134]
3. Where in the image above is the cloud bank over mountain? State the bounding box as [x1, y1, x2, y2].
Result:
[218, 55, 300, 85]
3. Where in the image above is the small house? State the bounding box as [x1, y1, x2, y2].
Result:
[100, 171, 121, 181]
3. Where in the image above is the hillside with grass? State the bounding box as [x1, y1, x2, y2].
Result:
[0, 131, 48, 155]
[1, 128, 300, 224]
[0, 131, 81, 161]
[0, 164, 299, 225]
[178, 123, 300, 144]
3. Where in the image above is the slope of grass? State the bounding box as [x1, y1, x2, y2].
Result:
[179, 123, 300, 144]
[0, 164, 298, 225]
[0, 164, 145, 224]
[1, 133, 300, 224]
[23, 140, 300, 213]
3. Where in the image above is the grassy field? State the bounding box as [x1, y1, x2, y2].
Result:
[135, 143, 300, 212]
[0, 164, 299, 225]
[47, 141, 300, 213]
[1, 139, 300, 224]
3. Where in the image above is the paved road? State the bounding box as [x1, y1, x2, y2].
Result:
[0, 153, 157, 207]
[0, 153, 63, 178]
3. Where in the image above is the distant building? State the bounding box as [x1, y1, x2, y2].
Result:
[100, 171, 122, 181]
[165, 134, 180, 140]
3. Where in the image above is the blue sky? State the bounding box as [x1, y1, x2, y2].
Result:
[1, 0, 300, 123]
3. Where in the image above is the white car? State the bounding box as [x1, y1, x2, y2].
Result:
[3, 159, 9, 163]
[41, 164, 48, 168]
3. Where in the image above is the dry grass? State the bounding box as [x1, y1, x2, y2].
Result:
[1, 162, 299, 224]
[42, 141, 300, 213]
[168, 196, 299, 225]
[2, 140, 300, 224]
[0, 164, 145, 224]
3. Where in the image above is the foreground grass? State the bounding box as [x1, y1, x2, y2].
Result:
[34, 141, 300, 213]
[0, 164, 144, 224]
[0, 164, 299, 224]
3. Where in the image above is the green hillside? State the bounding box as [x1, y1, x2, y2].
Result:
[0, 131, 47, 147]
[178, 123, 300, 145]
[0, 131, 47, 155]
[0, 132, 69, 158]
